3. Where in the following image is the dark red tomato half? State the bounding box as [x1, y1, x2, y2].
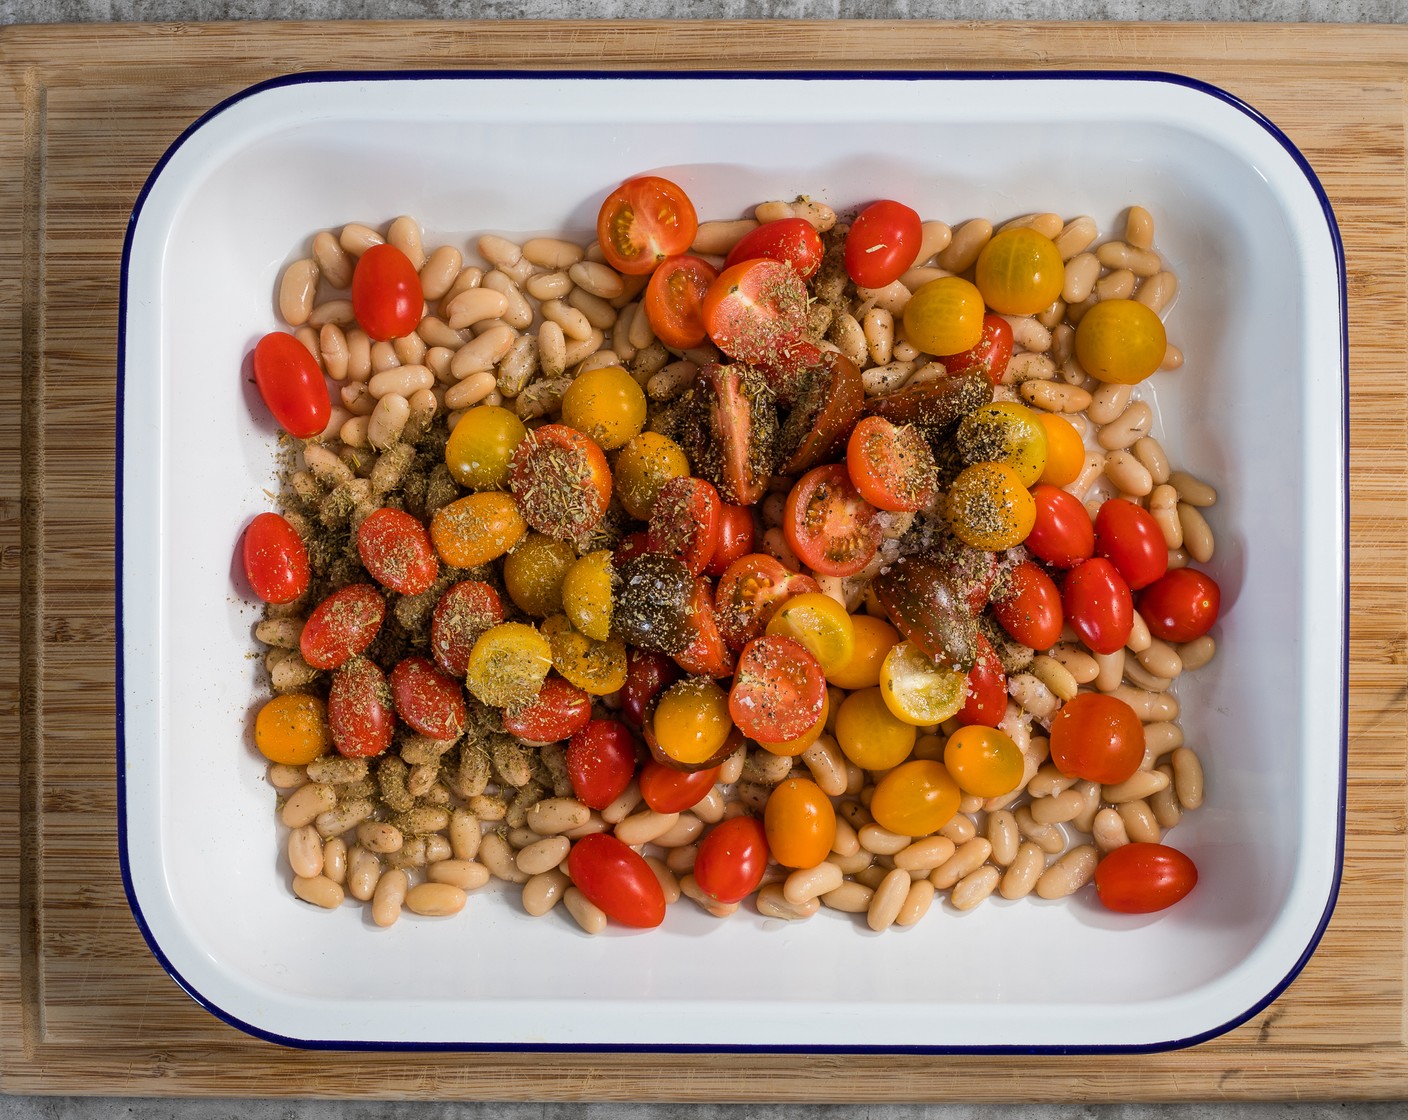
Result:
[300, 583, 386, 670]
[702, 258, 811, 369]
[845, 415, 938, 514]
[327, 656, 396, 758]
[956, 633, 1008, 728]
[242, 512, 310, 605]
[252, 331, 331, 438]
[567, 833, 667, 928]
[844, 199, 923, 289]
[1095, 842, 1198, 914]
[1063, 557, 1134, 655]
[990, 560, 1063, 651]
[673, 577, 734, 679]
[429, 580, 505, 677]
[940, 313, 1014, 385]
[1026, 484, 1096, 569]
[613, 530, 656, 567]
[620, 648, 681, 729]
[566, 719, 640, 810]
[596, 175, 699, 276]
[1138, 568, 1221, 643]
[647, 476, 722, 577]
[728, 634, 827, 744]
[639, 760, 720, 814]
[350, 243, 424, 342]
[502, 676, 593, 743]
[693, 815, 769, 904]
[388, 655, 466, 741]
[782, 464, 883, 578]
[724, 217, 825, 280]
[1094, 498, 1168, 590]
[643, 254, 718, 349]
[704, 503, 758, 578]
[357, 507, 439, 596]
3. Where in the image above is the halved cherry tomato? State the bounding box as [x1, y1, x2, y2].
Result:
[679, 363, 777, 506]
[430, 580, 504, 677]
[357, 507, 439, 596]
[956, 633, 1008, 728]
[1063, 557, 1134, 655]
[878, 639, 966, 726]
[845, 415, 938, 513]
[844, 199, 922, 288]
[674, 577, 734, 679]
[1026, 484, 1096, 570]
[507, 423, 612, 542]
[765, 591, 855, 676]
[764, 777, 837, 869]
[704, 503, 757, 578]
[566, 719, 640, 810]
[783, 464, 883, 578]
[502, 675, 593, 742]
[939, 312, 1014, 385]
[300, 583, 386, 670]
[596, 175, 699, 277]
[1138, 568, 1221, 643]
[775, 352, 865, 475]
[542, 614, 628, 697]
[724, 217, 824, 280]
[692, 815, 769, 904]
[252, 331, 331, 438]
[620, 648, 680, 729]
[350, 243, 423, 341]
[729, 634, 827, 745]
[612, 553, 695, 656]
[990, 560, 1063, 652]
[1094, 498, 1168, 590]
[647, 476, 721, 577]
[714, 553, 818, 652]
[650, 676, 734, 768]
[702, 258, 811, 370]
[1049, 691, 1144, 784]
[643, 254, 718, 349]
[388, 655, 466, 741]
[327, 656, 396, 758]
[639, 760, 719, 814]
[464, 622, 552, 710]
[242, 512, 309, 605]
[1095, 842, 1198, 914]
[567, 833, 666, 928]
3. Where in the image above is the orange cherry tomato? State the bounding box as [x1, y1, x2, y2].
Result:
[764, 777, 837, 869]
[943, 724, 1024, 798]
[596, 175, 699, 276]
[869, 759, 960, 837]
[643, 254, 718, 349]
[1036, 413, 1084, 487]
[507, 423, 612, 542]
[252, 331, 331, 438]
[254, 693, 331, 766]
[350, 243, 424, 341]
[845, 415, 938, 513]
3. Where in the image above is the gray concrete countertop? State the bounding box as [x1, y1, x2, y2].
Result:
[3, 1, 1405, 1116]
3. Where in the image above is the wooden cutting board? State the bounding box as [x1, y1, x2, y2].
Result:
[1, 19, 1404, 1101]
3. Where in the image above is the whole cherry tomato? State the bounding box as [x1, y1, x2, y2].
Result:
[724, 217, 824, 279]
[300, 583, 386, 670]
[566, 719, 639, 810]
[429, 580, 505, 677]
[844, 199, 922, 288]
[783, 463, 883, 578]
[327, 656, 396, 758]
[639, 759, 720, 814]
[990, 560, 1063, 651]
[647, 476, 722, 577]
[643, 254, 718, 349]
[1138, 568, 1221, 643]
[956, 632, 1008, 728]
[1026, 484, 1095, 569]
[692, 815, 769, 904]
[939, 313, 1014, 385]
[704, 503, 757, 578]
[1094, 498, 1168, 590]
[567, 833, 666, 928]
[620, 648, 680, 728]
[350, 243, 424, 341]
[388, 655, 466, 741]
[252, 331, 331, 438]
[703, 258, 811, 369]
[1048, 692, 1144, 784]
[241, 512, 309, 605]
[728, 634, 827, 744]
[502, 676, 593, 742]
[596, 175, 699, 276]
[1063, 558, 1134, 655]
[357, 507, 439, 596]
[1095, 842, 1198, 914]
[764, 777, 837, 869]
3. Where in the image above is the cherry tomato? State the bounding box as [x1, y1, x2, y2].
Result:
[253, 693, 330, 766]
[682, 362, 780, 504]
[1094, 498, 1168, 590]
[939, 313, 1014, 385]
[242, 512, 309, 604]
[567, 833, 666, 928]
[1074, 299, 1167, 385]
[643, 254, 719, 349]
[300, 583, 386, 669]
[647, 476, 722, 577]
[464, 622, 552, 710]
[869, 759, 960, 837]
[725, 217, 824, 280]
[650, 676, 734, 767]
[639, 760, 719, 814]
[251, 331, 331, 438]
[444, 404, 527, 491]
[612, 553, 695, 656]
[764, 777, 837, 869]
[1063, 557, 1134, 655]
[990, 560, 1063, 652]
[613, 431, 690, 520]
[1139, 568, 1221, 643]
[566, 719, 640, 810]
[956, 633, 1008, 727]
[559, 364, 648, 451]
[776, 352, 865, 476]
[783, 464, 883, 578]
[956, 401, 1049, 488]
[502, 675, 593, 742]
[729, 634, 827, 745]
[388, 655, 466, 741]
[674, 577, 734, 679]
[702, 258, 811, 369]
[560, 549, 615, 643]
[765, 592, 856, 676]
[974, 227, 1065, 316]
[943, 724, 1023, 798]
[834, 686, 916, 770]
[945, 462, 1036, 552]
[430, 580, 505, 677]
[1095, 842, 1198, 914]
[1036, 413, 1085, 487]
[844, 199, 922, 289]
[902, 276, 986, 357]
[356, 507, 439, 596]
[692, 815, 769, 904]
[429, 492, 527, 568]
[1026, 484, 1096, 569]
[350, 243, 423, 341]
[596, 175, 699, 276]
[872, 551, 984, 670]
[1049, 692, 1144, 784]
[845, 415, 938, 513]
[714, 553, 819, 652]
[508, 423, 612, 542]
[503, 532, 576, 618]
[704, 503, 757, 578]
[878, 639, 966, 726]
[327, 656, 396, 758]
[621, 648, 680, 729]
[827, 613, 900, 691]
[542, 614, 628, 696]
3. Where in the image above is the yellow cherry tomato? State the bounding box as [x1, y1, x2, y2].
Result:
[902, 276, 986, 357]
[652, 677, 733, 767]
[430, 492, 527, 568]
[827, 614, 900, 690]
[943, 724, 1025, 798]
[870, 759, 961, 836]
[444, 404, 528, 490]
[614, 431, 691, 520]
[834, 686, 916, 771]
[878, 640, 967, 726]
[503, 532, 577, 617]
[1074, 298, 1167, 385]
[254, 693, 331, 765]
[957, 401, 1048, 487]
[560, 549, 615, 641]
[974, 227, 1065, 316]
[542, 614, 629, 696]
[1036, 412, 1085, 487]
[559, 364, 648, 450]
[464, 622, 552, 709]
[759, 688, 830, 758]
[765, 592, 856, 676]
[764, 777, 838, 869]
[946, 461, 1036, 551]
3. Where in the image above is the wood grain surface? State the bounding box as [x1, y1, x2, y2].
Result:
[0, 19, 1404, 1101]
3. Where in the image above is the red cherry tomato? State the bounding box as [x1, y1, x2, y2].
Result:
[990, 560, 1063, 651]
[300, 583, 386, 669]
[241, 512, 309, 605]
[728, 634, 827, 744]
[844, 200, 922, 289]
[1139, 568, 1221, 643]
[614, 530, 655, 566]
[1094, 498, 1168, 590]
[647, 476, 722, 577]
[639, 760, 720, 814]
[356, 507, 439, 596]
[783, 464, 883, 578]
[1026, 484, 1096, 569]
[327, 656, 396, 758]
[702, 258, 811, 369]
[674, 577, 734, 679]
[724, 217, 824, 280]
[350, 243, 424, 341]
[643, 254, 718, 349]
[1063, 557, 1134, 655]
[845, 415, 938, 513]
[621, 648, 681, 729]
[566, 719, 640, 810]
[252, 331, 331, 438]
[692, 815, 769, 904]
[502, 676, 593, 743]
[704, 503, 757, 578]
[567, 833, 666, 928]
[940, 313, 1014, 384]
[714, 553, 819, 652]
[1095, 842, 1199, 914]
[596, 175, 699, 276]
[388, 655, 466, 741]
[956, 633, 1008, 727]
[430, 580, 504, 677]
[1049, 692, 1144, 784]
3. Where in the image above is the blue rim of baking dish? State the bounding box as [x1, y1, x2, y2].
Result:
[116, 67, 1349, 1055]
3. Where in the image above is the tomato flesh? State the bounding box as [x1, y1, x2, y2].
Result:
[647, 476, 722, 577]
[644, 254, 718, 349]
[596, 175, 699, 276]
[728, 634, 827, 744]
[702, 258, 811, 371]
[846, 415, 937, 513]
[783, 464, 883, 578]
